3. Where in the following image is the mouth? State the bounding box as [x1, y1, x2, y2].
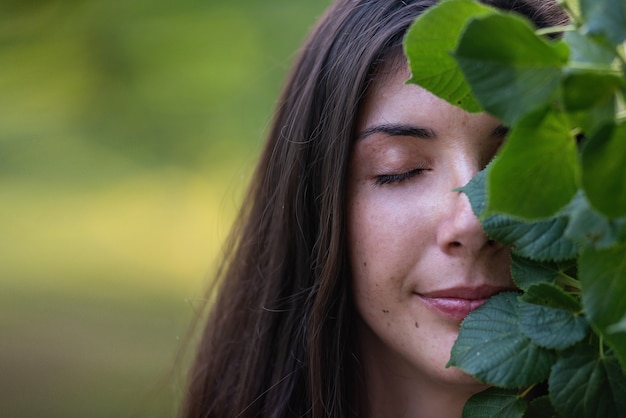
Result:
[415, 285, 513, 322]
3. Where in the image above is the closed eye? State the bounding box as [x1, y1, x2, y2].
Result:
[374, 168, 427, 186]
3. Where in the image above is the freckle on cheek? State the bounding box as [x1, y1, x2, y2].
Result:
[382, 309, 390, 314]
[415, 321, 419, 329]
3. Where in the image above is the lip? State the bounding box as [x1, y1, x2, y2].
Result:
[415, 285, 514, 322]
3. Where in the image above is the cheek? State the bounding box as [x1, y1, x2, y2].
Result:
[347, 190, 433, 301]
[348, 195, 401, 277]
[348, 188, 436, 265]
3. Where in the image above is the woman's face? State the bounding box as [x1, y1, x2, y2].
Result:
[347, 64, 516, 397]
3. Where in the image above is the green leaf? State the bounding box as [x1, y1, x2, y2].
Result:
[549, 344, 626, 418]
[564, 191, 626, 250]
[462, 388, 525, 418]
[567, 91, 616, 137]
[523, 396, 557, 418]
[582, 122, 626, 218]
[404, 0, 494, 112]
[608, 315, 626, 334]
[562, 72, 623, 111]
[458, 166, 579, 262]
[453, 14, 568, 125]
[449, 292, 556, 388]
[518, 301, 588, 350]
[580, 244, 626, 370]
[564, 30, 617, 66]
[487, 109, 580, 219]
[482, 215, 579, 262]
[519, 284, 588, 350]
[521, 282, 581, 312]
[580, 0, 626, 46]
[456, 165, 489, 217]
[510, 254, 575, 291]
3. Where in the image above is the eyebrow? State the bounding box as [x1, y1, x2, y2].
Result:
[357, 123, 436, 141]
[357, 122, 510, 141]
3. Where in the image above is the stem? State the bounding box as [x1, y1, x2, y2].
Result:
[535, 24, 577, 36]
[566, 62, 623, 76]
[616, 43, 626, 68]
[519, 384, 536, 399]
[612, 91, 626, 125]
[599, 335, 606, 360]
[556, 272, 581, 292]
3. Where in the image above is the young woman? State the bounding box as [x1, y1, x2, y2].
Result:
[182, 1, 567, 417]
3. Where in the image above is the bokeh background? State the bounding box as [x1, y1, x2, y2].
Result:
[1, 0, 329, 416]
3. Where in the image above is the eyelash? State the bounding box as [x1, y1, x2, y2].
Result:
[374, 168, 427, 186]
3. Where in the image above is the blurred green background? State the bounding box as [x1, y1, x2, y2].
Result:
[0, 0, 329, 416]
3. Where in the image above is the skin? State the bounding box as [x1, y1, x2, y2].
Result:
[347, 64, 517, 418]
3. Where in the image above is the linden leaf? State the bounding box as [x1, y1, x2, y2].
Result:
[580, 244, 626, 370]
[549, 344, 626, 418]
[404, 0, 495, 112]
[487, 109, 580, 220]
[449, 292, 556, 388]
[510, 254, 576, 291]
[462, 388, 525, 418]
[458, 167, 579, 262]
[609, 315, 626, 334]
[580, 0, 626, 46]
[456, 165, 489, 217]
[482, 215, 579, 262]
[453, 14, 568, 125]
[521, 282, 581, 312]
[564, 191, 626, 250]
[562, 72, 623, 112]
[564, 30, 616, 66]
[519, 283, 588, 350]
[582, 122, 626, 219]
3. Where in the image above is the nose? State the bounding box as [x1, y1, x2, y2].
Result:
[436, 188, 497, 256]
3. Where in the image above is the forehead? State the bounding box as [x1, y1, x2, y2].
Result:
[369, 49, 409, 89]
[357, 56, 407, 117]
[356, 56, 503, 139]
[358, 60, 438, 130]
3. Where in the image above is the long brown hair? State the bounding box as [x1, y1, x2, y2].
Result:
[181, 1, 567, 417]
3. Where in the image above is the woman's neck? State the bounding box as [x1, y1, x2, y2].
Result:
[356, 324, 487, 418]
[360, 371, 475, 418]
